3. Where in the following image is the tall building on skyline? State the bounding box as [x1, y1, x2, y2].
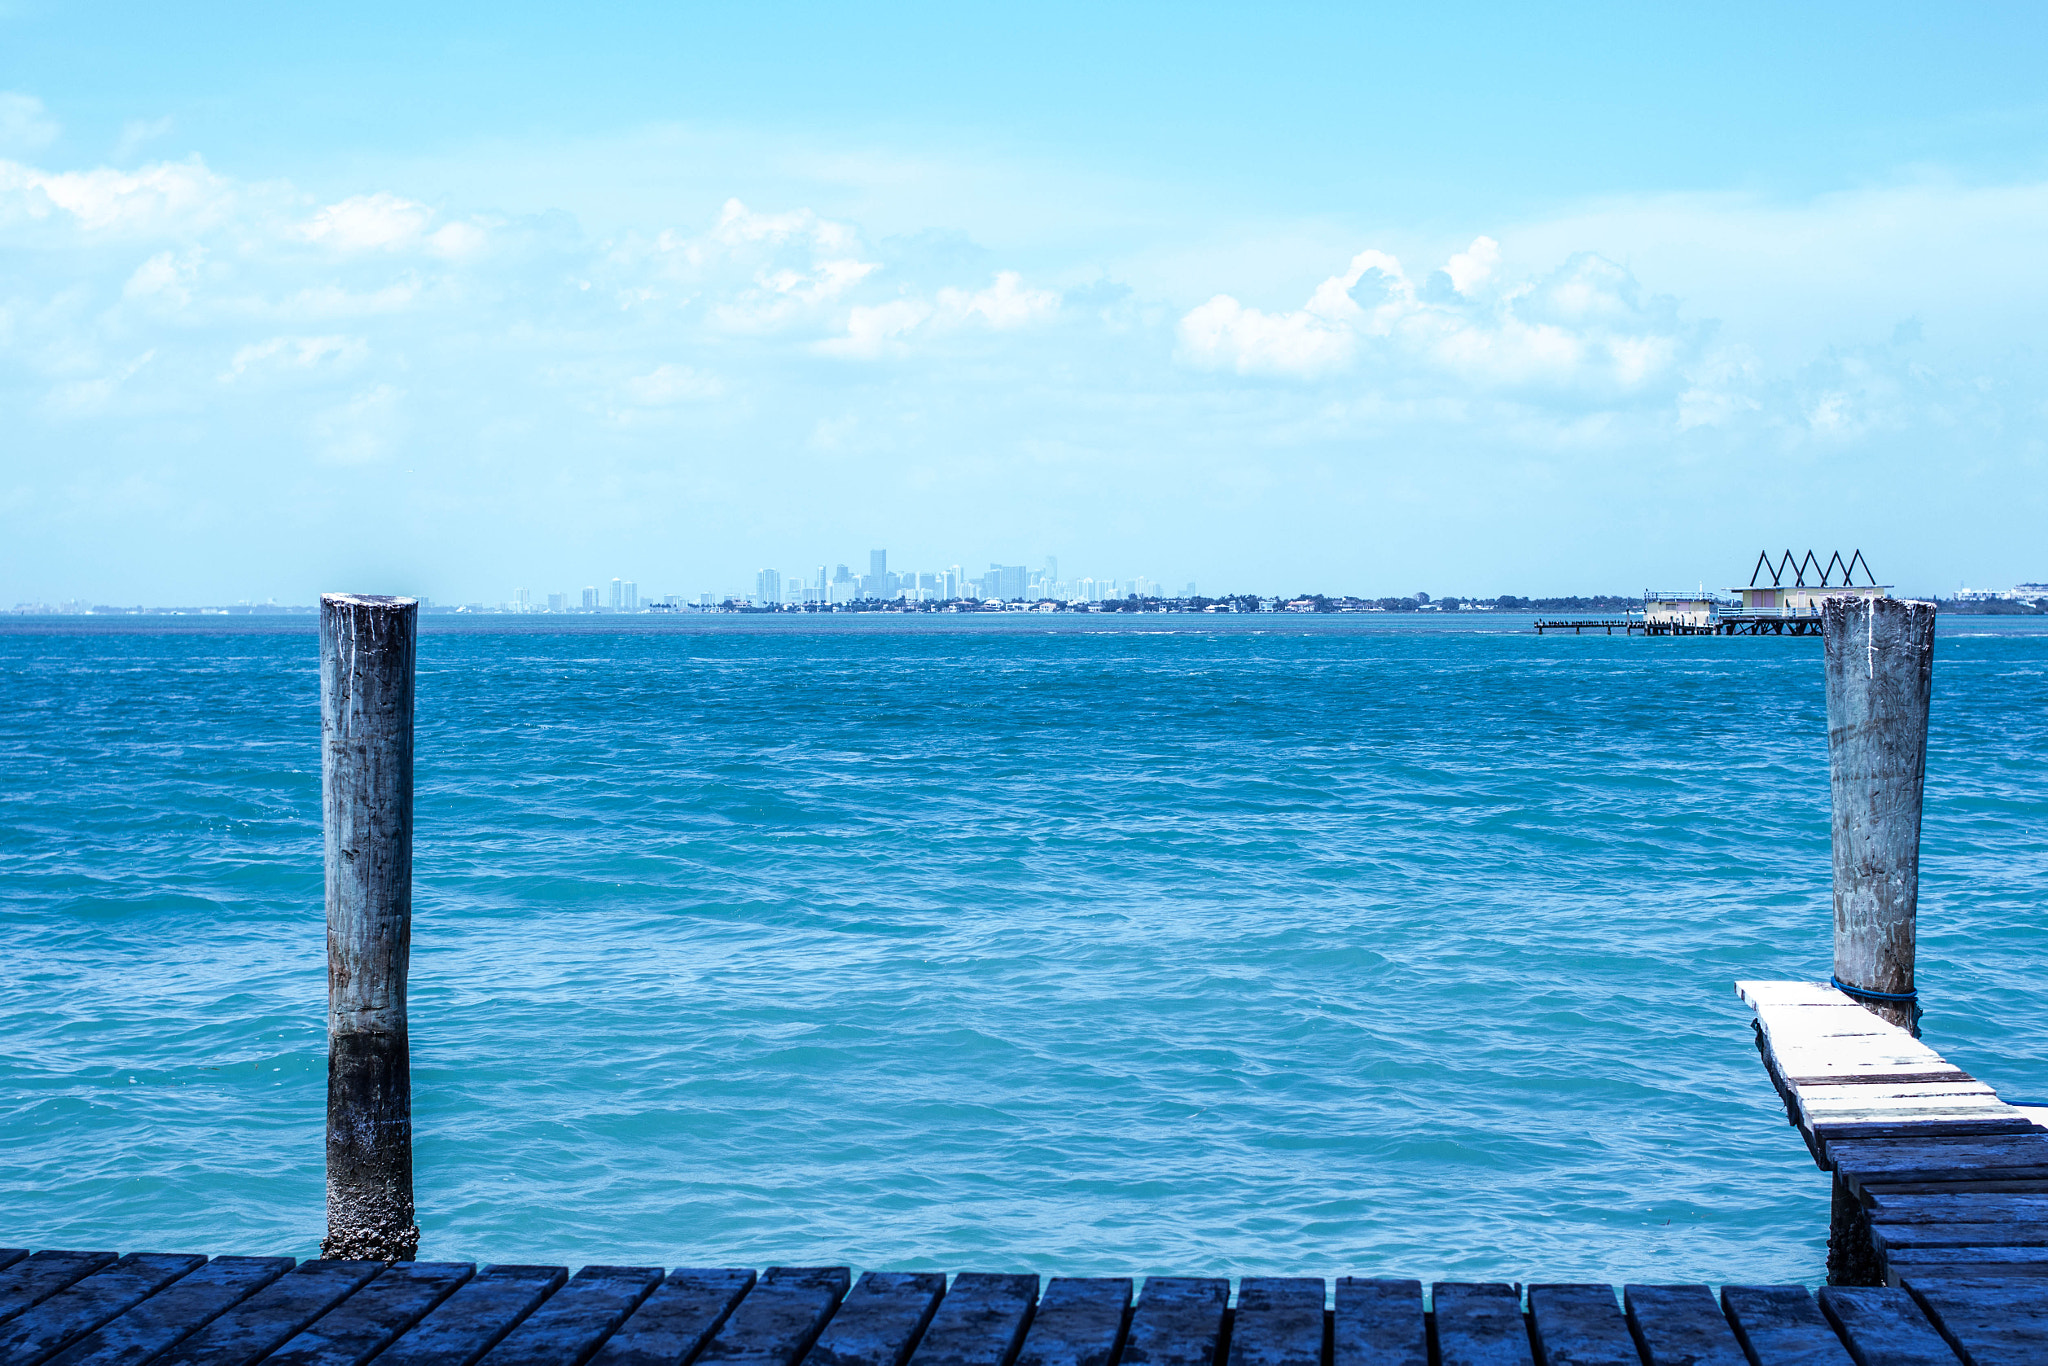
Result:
[581, 585, 598, 610]
[756, 568, 782, 604]
[870, 549, 887, 581]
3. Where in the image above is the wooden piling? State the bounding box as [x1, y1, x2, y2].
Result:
[319, 593, 420, 1261]
[1821, 595, 1936, 1034]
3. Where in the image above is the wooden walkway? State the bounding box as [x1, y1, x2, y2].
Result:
[5, 1247, 2044, 1365]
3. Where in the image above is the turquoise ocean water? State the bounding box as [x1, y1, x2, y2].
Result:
[4, 614, 2045, 1284]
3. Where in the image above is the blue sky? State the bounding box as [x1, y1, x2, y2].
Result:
[3, 1, 2046, 602]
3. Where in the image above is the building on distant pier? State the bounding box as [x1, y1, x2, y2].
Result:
[1724, 550, 1887, 627]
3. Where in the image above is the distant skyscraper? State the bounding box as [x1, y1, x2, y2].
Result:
[755, 568, 781, 604]
[609, 578, 623, 611]
[514, 588, 531, 612]
[547, 592, 566, 612]
[1044, 556, 1058, 583]
[1185, 581, 1198, 598]
[870, 549, 887, 580]
[989, 564, 1026, 600]
[622, 581, 638, 611]
[582, 585, 598, 610]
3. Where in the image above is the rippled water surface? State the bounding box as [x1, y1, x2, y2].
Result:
[5, 614, 2045, 1283]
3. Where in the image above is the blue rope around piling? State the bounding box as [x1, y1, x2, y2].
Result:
[1831, 974, 1925, 1033]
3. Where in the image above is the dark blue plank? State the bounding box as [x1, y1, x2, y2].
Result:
[0, 1254, 121, 1327]
[1526, 1285, 1632, 1366]
[479, 1265, 665, 1366]
[1622, 1285, 1746, 1366]
[1719, 1286, 1853, 1366]
[1815, 1287, 1958, 1366]
[377, 1265, 570, 1366]
[1227, 1278, 1322, 1366]
[154, 1260, 385, 1366]
[1119, 1278, 1226, 1366]
[802, 1272, 946, 1366]
[1012, 1279, 1128, 1366]
[693, 1268, 851, 1366]
[1434, 1284, 1532, 1366]
[43, 1258, 295, 1366]
[0, 1256, 26, 1276]
[1334, 1278, 1424, 1366]
[591, 1268, 754, 1366]
[904, 1274, 1038, 1366]
[0, 1253, 206, 1366]
[260, 1261, 473, 1366]
[1903, 1275, 2048, 1365]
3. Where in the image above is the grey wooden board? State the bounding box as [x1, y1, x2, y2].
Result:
[1816, 1288, 1959, 1366]
[1904, 1274, 2048, 1363]
[1227, 1278, 1323, 1366]
[155, 1260, 386, 1366]
[479, 1265, 665, 1366]
[1621, 1285, 1746, 1366]
[591, 1268, 754, 1366]
[1012, 1278, 1130, 1366]
[801, 1272, 946, 1366]
[374, 1264, 569, 1366]
[903, 1274, 1038, 1366]
[0, 1253, 206, 1366]
[1119, 1278, 1225, 1366]
[40, 1257, 295, 1366]
[1867, 1193, 2048, 1223]
[1885, 1248, 2048, 1278]
[1827, 1134, 2048, 1190]
[260, 1261, 474, 1366]
[693, 1268, 851, 1366]
[1433, 1284, 1533, 1366]
[1719, 1286, 1854, 1366]
[1874, 1222, 2048, 1250]
[0, 1254, 121, 1327]
[1526, 1285, 1633, 1366]
[1333, 1278, 1424, 1366]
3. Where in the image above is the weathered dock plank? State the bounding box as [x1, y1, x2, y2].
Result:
[43, 1257, 295, 1366]
[1620, 1285, 1745, 1366]
[375, 1264, 569, 1366]
[1816, 1287, 1957, 1365]
[1829, 1135, 2048, 1193]
[591, 1267, 753, 1366]
[154, 1260, 384, 1366]
[479, 1264, 664, 1366]
[1884, 1246, 2048, 1279]
[0, 1253, 121, 1327]
[0, 1254, 28, 1276]
[0, 1252, 205, 1366]
[1719, 1285, 1854, 1366]
[260, 1260, 474, 1366]
[1227, 1278, 1322, 1366]
[1333, 1278, 1423, 1366]
[1012, 1278, 1129, 1366]
[690, 1266, 850, 1366]
[1119, 1277, 1226, 1366]
[1906, 1274, 2048, 1362]
[1432, 1284, 1531, 1366]
[1864, 1192, 2048, 1224]
[1526, 1284, 1634, 1365]
[801, 1271, 946, 1366]
[904, 1274, 1037, 1366]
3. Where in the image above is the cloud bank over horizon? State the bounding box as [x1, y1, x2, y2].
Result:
[3, 80, 2044, 602]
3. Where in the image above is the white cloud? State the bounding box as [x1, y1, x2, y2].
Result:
[220, 335, 367, 382]
[295, 193, 433, 250]
[123, 249, 205, 307]
[114, 116, 174, 162]
[44, 350, 154, 417]
[622, 363, 723, 405]
[0, 93, 59, 154]
[817, 299, 933, 358]
[1179, 237, 1693, 402]
[0, 156, 232, 234]
[936, 271, 1060, 328]
[310, 384, 405, 464]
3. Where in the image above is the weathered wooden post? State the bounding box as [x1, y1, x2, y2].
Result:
[320, 593, 420, 1262]
[1821, 594, 1936, 1033]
